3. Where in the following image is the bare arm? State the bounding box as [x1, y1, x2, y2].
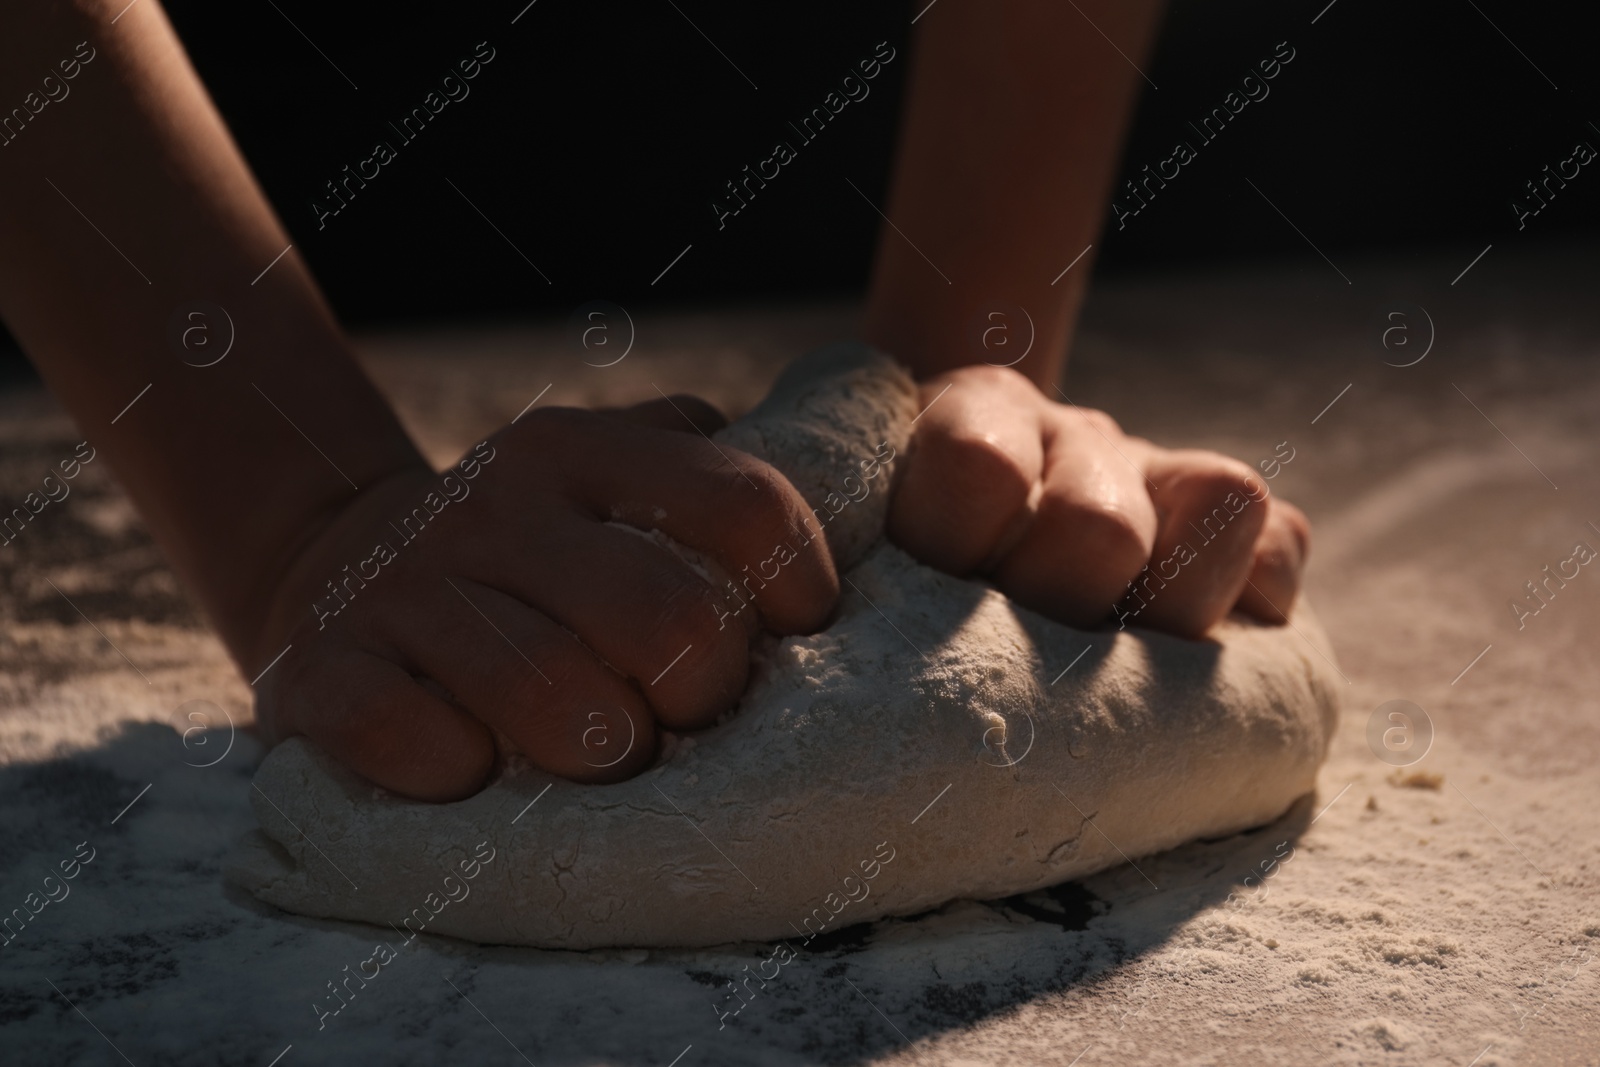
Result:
[863, 0, 1165, 388]
[0, 0, 425, 672]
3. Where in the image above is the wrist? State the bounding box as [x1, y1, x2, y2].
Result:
[863, 283, 1070, 389]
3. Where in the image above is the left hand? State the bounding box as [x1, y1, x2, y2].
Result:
[886, 366, 1310, 638]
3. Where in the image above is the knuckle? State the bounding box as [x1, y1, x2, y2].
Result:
[499, 406, 592, 483]
[1267, 499, 1312, 561]
[519, 404, 586, 432]
[1174, 452, 1265, 504]
[642, 582, 746, 723]
[1079, 407, 1123, 436]
[662, 394, 727, 434]
[726, 459, 805, 531]
[928, 428, 1033, 501]
[320, 691, 400, 761]
[649, 575, 727, 656]
[1053, 498, 1152, 571]
[510, 405, 591, 452]
[479, 656, 554, 713]
[945, 362, 1034, 396]
[523, 638, 598, 693]
[1277, 498, 1311, 537]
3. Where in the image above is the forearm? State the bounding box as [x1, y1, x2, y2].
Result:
[862, 0, 1164, 388]
[0, 0, 424, 667]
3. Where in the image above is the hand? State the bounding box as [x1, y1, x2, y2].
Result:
[253, 397, 838, 801]
[887, 366, 1309, 638]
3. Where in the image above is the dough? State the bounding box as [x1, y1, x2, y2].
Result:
[225, 344, 1341, 949]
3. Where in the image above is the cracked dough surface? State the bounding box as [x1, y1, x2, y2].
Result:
[225, 343, 1341, 949]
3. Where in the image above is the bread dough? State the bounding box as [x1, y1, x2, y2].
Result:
[225, 344, 1341, 949]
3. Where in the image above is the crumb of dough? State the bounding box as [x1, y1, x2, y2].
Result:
[1388, 769, 1443, 790]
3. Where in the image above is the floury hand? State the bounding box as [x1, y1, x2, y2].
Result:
[253, 396, 839, 801]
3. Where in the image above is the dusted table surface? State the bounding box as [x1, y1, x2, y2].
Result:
[1, 250, 1595, 1065]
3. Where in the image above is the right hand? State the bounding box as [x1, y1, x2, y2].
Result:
[886, 365, 1310, 638]
[252, 396, 838, 801]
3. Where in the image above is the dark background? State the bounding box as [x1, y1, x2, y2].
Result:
[7, 0, 1599, 352]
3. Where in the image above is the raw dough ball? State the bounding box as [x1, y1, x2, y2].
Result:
[225, 343, 1340, 949]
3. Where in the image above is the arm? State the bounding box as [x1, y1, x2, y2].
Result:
[0, 0, 423, 673]
[862, 0, 1165, 388]
[0, 1, 840, 801]
[871, 1, 1312, 637]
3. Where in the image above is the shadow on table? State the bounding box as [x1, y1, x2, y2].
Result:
[594, 795, 1318, 1066]
[0, 657, 1316, 1066]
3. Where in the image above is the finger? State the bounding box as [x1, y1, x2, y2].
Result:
[598, 394, 729, 436]
[1235, 497, 1311, 624]
[506, 409, 837, 635]
[990, 405, 1158, 627]
[467, 516, 756, 731]
[1128, 449, 1270, 638]
[263, 643, 496, 802]
[381, 577, 659, 781]
[887, 366, 1047, 575]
